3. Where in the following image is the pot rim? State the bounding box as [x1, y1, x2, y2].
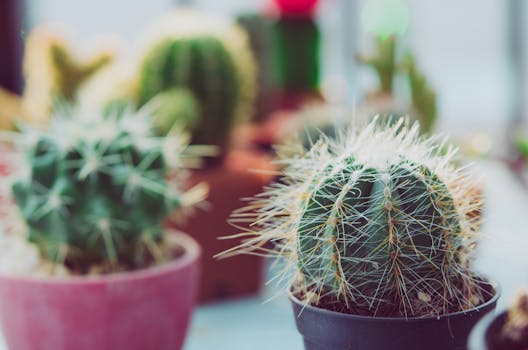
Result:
[288, 277, 500, 323]
[0, 229, 200, 285]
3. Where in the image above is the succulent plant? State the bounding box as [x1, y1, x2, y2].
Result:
[227, 117, 485, 317]
[500, 292, 528, 349]
[8, 107, 205, 272]
[137, 11, 256, 149]
[23, 26, 114, 124]
[405, 55, 437, 134]
[358, 35, 438, 133]
[0, 88, 25, 131]
[0, 26, 114, 130]
[358, 35, 397, 94]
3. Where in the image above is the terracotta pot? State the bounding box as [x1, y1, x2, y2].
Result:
[290, 280, 499, 350]
[0, 231, 200, 350]
[170, 149, 274, 303]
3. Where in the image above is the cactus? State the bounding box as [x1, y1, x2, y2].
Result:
[500, 292, 528, 349]
[137, 11, 256, 148]
[405, 55, 437, 134]
[358, 35, 397, 94]
[23, 26, 114, 124]
[227, 117, 484, 317]
[0, 88, 25, 131]
[9, 107, 205, 272]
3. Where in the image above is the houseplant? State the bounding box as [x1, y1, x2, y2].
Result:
[358, 35, 437, 134]
[469, 292, 528, 350]
[224, 117, 499, 349]
[0, 106, 206, 350]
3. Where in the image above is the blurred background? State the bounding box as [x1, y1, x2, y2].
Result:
[1, 1, 528, 349]
[4, 0, 526, 133]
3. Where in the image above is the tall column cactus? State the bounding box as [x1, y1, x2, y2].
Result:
[9, 107, 205, 272]
[137, 10, 256, 149]
[358, 35, 397, 94]
[227, 117, 484, 317]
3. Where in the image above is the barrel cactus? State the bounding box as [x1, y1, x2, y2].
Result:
[227, 117, 485, 317]
[137, 10, 256, 148]
[9, 107, 206, 273]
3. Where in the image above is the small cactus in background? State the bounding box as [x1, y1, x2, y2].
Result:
[0, 88, 25, 131]
[137, 10, 256, 148]
[358, 35, 438, 133]
[358, 35, 397, 94]
[9, 107, 206, 272]
[500, 292, 528, 349]
[227, 117, 485, 317]
[23, 26, 114, 124]
[0, 26, 114, 129]
[405, 55, 437, 134]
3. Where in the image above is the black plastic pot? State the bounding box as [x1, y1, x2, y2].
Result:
[290, 281, 499, 350]
[468, 309, 528, 350]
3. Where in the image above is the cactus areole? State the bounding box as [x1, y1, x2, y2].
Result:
[229, 117, 495, 319]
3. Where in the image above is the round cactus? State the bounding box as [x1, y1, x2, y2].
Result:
[10, 107, 205, 272]
[228, 117, 484, 317]
[137, 10, 256, 148]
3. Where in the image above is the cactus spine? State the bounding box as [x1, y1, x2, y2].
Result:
[137, 11, 256, 148]
[10, 107, 204, 272]
[228, 117, 484, 317]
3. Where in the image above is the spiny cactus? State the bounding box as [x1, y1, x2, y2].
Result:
[358, 35, 397, 94]
[137, 10, 256, 148]
[9, 107, 205, 272]
[226, 117, 485, 317]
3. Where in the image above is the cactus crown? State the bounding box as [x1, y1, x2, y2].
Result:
[10, 107, 203, 272]
[137, 11, 256, 149]
[227, 117, 484, 317]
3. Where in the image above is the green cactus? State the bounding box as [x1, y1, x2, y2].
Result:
[138, 29, 255, 148]
[358, 35, 438, 134]
[516, 137, 528, 161]
[10, 107, 203, 272]
[227, 117, 485, 317]
[406, 55, 437, 134]
[148, 88, 200, 136]
[358, 35, 397, 94]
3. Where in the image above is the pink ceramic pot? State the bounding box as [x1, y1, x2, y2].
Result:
[0, 232, 200, 350]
